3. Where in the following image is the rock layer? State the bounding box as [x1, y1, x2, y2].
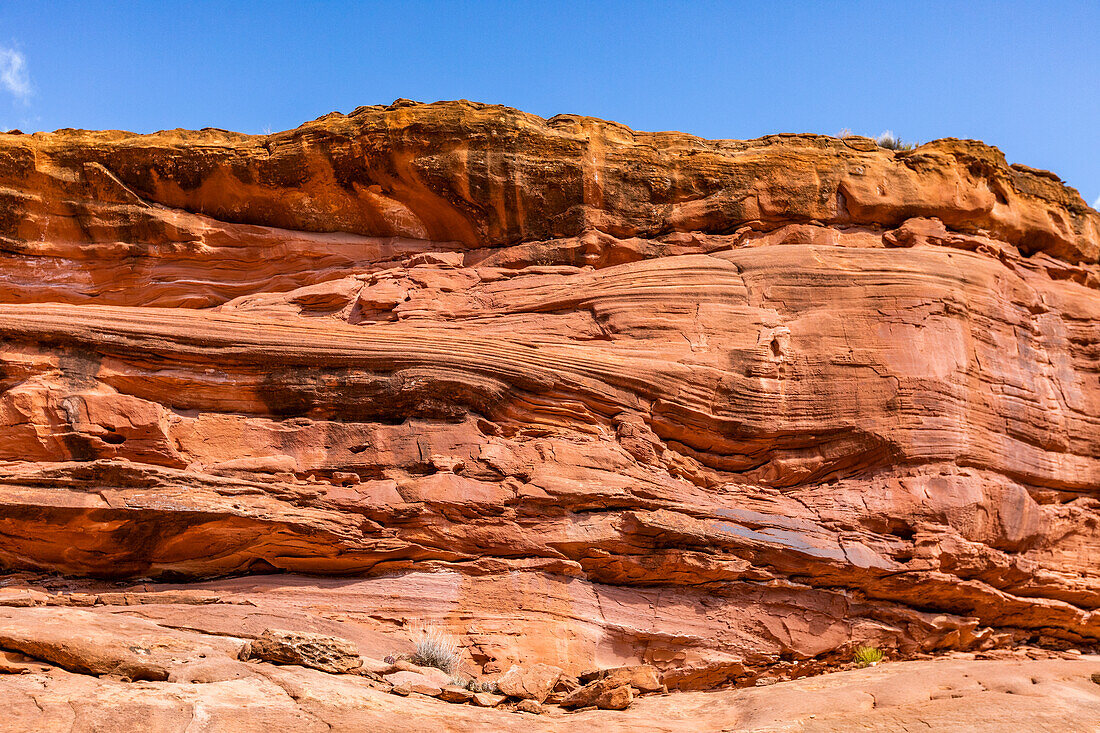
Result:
[0, 101, 1099, 696]
[2, 650, 1099, 732]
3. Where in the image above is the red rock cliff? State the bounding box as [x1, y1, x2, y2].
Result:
[0, 100, 1098, 687]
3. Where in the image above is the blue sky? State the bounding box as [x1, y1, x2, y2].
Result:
[2, 1, 1097, 208]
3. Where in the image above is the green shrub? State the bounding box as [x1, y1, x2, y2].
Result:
[854, 645, 885, 667]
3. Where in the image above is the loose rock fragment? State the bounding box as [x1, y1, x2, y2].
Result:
[495, 663, 563, 703]
[472, 692, 506, 707]
[515, 699, 545, 714]
[243, 630, 362, 674]
[562, 676, 635, 710]
[383, 671, 445, 697]
[439, 686, 475, 703]
[579, 665, 663, 693]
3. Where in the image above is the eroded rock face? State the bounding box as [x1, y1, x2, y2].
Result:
[242, 629, 362, 674]
[0, 101, 1098, 694]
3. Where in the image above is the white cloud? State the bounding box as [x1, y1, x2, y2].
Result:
[0, 47, 30, 102]
[1093, 194, 1100, 210]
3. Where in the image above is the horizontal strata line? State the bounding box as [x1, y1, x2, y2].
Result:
[0, 303, 703, 396]
[0, 302, 1096, 494]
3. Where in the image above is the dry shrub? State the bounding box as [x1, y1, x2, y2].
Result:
[409, 623, 460, 674]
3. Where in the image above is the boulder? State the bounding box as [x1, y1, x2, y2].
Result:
[515, 699, 544, 714]
[472, 692, 506, 707]
[495, 663, 563, 703]
[562, 677, 635, 710]
[358, 656, 397, 676]
[388, 662, 452, 686]
[383, 671, 445, 697]
[595, 684, 634, 710]
[580, 665, 663, 693]
[439, 686, 475, 703]
[243, 630, 362, 674]
[553, 676, 581, 693]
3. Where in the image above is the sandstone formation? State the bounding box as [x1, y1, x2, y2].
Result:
[0, 99, 1098, 729]
[241, 628, 363, 674]
[2, 647, 1099, 732]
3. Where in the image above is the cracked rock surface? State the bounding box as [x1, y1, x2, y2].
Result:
[0, 100, 1098, 729]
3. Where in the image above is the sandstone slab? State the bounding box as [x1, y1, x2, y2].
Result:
[0, 606, 243, 681]
[439, 685, 475, 703]
[384, 670, 443, 697]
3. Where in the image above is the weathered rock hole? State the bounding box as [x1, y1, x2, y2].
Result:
[835, 187, 851, 220]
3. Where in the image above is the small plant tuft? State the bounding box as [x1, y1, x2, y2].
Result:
[459, 677, 498, 693]
[409, 623, 461, 674]
[854, 645, 885, 667]
[874, 131, 916, 151]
